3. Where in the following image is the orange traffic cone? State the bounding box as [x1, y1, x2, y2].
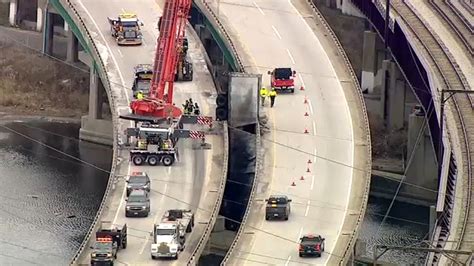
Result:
[304, 128, 309, 134]
[291, 181, 296, 186]
[300, 86, 305, 91]
[304, 112, 309, 116]
[308, 159, 312, 164]
[300, 176, 305, 180]
[306, 167, 311, 173]
[304, 97, 308, 104]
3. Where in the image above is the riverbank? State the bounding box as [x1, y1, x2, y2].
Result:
[0, 33, 89, 118]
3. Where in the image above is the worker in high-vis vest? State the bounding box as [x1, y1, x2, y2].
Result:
[260, 87, 269, 106]
[269, 89, 277, 108]
[136, 90, 144, 100]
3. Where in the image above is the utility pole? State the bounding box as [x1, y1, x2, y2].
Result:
[437, 90, 474, 177]
[373, 244, 473, 265]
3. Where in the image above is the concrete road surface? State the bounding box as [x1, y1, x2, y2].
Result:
[206, 0, 355, 265]
[73, 0, 224, 265]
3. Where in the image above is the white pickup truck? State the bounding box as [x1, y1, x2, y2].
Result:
[151, 209, 194, 260]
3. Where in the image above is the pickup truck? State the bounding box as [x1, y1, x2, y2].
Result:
[265, 195, 291, 220]
[268, 67, 296, 93]
[151, 209, 195, 259]
[299, 234, 325, 257]
[125, 189, 150, 217]
[91, 222, 127, 265]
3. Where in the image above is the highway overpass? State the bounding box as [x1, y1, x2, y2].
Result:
[198, 0, 372, 265]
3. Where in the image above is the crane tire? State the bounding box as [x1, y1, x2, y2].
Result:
[148, 155, 159, 166]
[132, 155, 144, 166]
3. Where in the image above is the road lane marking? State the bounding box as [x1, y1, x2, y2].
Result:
[308, 98, 314, 115]
[140, 183, 168, 255]
[305, 200, 310, 216]
[314, 147, 317, 161]
[117, 49, 123, 58]
[271, 25, 282, 40]
[77, 0, 128, 101]
[297, 227, 303, 241]
[253, 1, 265, 15]
[298, 73, 306, 88]
[285, 255, 292, 266]
[310, 175, 314, 190]
[312, 121, 316, 135]
[286, 48, 296, 64]
[78, 0, 132, 226]
[113, 164, 129, 224]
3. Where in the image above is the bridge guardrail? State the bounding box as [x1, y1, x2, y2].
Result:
[195, 2, 264, 265]
[187, 121, 229, 265]
[50, 1, 122, 264]
[303, 1, 372, 264]
[194, 1, 264, 265]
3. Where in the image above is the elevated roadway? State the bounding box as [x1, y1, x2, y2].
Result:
[61, 0, 227, 265]
[401, 1, 473, 263]
[346, 0, 472, 263]
[201, 0, 371, 265]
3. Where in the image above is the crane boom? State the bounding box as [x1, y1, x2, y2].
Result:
[130, 0, 192, 119]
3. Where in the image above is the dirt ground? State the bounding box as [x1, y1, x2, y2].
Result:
[311, 1, 407, 164]
[0, 40, 90, 118]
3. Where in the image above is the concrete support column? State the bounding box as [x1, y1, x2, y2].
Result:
[88, 66, 103, 120]
[361, 31, 377, 93]
[9, 0, 17, 26]
[379, 59, 391, 120]
[66, 29, 79, 63]
[36, 6, 43, 31]
[325, 0, 337, 9]
[42, 10, 54, 55]
[387, 61, 406, 130]
[404, 113, 437, 203]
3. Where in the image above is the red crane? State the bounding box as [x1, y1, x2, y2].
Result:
[130, 0, 191, 119]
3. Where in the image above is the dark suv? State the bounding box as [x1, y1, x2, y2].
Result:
[126, 172, 151, 197]
[265, 195, 291, 220]
[125, 189, 150, 217]
[299, 234, 325, 257]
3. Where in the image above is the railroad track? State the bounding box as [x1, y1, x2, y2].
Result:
[392, 0, 473, 259]
[429, 0, 473, 56]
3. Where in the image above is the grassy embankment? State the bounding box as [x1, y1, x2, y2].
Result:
[0, 41, 90, 118]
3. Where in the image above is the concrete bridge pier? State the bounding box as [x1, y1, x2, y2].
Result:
[79, 65, 113, 146]
[66, 26, 78, 63]
[42, 7, 53, 55]
[79, 66, 113, 146]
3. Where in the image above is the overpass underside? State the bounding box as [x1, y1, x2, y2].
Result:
[348, 0, 473, 264]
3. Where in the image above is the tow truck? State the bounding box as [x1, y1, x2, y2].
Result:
[151, 209, 195, 260]
[268, 67, 297, 93]
[299, 234, 325, 257]
[108, 13, 143, 45]
[265, 195, 292, 220]
[90, 221, 127, 265]
[120, 0, 213, 166]
[132, 64, 153, 98]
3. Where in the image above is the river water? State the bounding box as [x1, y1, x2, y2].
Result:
[0, 120, 111, 265]
[359, 196, 430, 264]
[0, 120, 429, 265]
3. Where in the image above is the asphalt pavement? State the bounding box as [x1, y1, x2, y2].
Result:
[206, 0, 356, 265]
